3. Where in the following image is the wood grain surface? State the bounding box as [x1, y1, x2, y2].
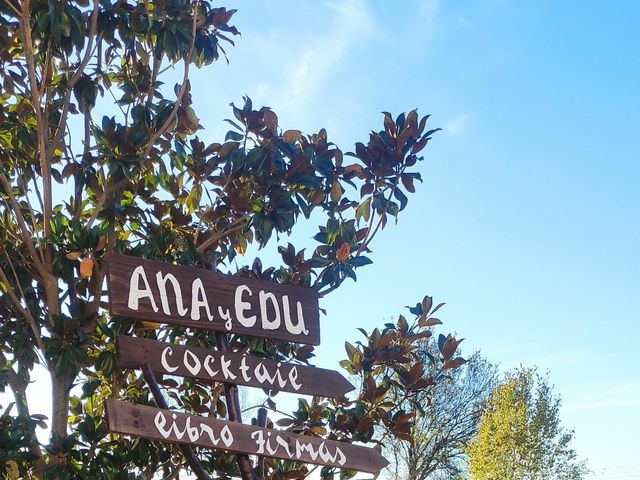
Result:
[116, 335, 353, 397]
[105, 399, 389, 473]
[107, 254, 320, 345]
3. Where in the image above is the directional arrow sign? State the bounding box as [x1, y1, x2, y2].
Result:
[107, 254, 320, 345]
[116, 336, 354, 397]
[105, 400, 389, 473]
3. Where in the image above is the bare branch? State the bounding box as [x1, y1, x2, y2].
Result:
[46, 0, 101, 159]
[142, 364, 213, 480]
[85, 176, 130, 229]
[142, 7, 198, 159]
[0, 263, 46, 354]
[196, 215, 250, 253]
[0, 172, 46, 278]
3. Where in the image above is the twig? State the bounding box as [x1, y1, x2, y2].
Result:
[0, 259, 46, 354]
[0, 351, 46, 476]
[0, 172, 47, 278]
[141, 364, 213, 480]
[46, 0, 101, 160]
[142, 6, 198, 159]
[86, 176, 130, 229]
[196, 215, 249, 253]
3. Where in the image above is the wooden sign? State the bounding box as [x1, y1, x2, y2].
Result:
[107, 254, 320, 345]
[105, 399, 389, 474]
[116, 336, 354, 397]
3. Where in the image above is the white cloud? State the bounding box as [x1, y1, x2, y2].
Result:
[268, 0, 375, 124]
[565, 379, 640, 412]
[444, 112, 470, 134]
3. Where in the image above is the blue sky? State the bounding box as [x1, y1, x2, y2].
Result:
[184, 0, 639, 476]
[3, 1, 637, 478]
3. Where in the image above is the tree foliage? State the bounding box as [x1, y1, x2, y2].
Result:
[465, 368, 588, 480]
[0, 1, 458, 479]
[387, 350, 497, 480]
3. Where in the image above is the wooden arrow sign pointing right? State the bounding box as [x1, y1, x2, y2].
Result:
[105, 399, 389, 474]
[116, 335, 354, 397]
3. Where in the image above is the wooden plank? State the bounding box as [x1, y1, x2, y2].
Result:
[105, 399, 388, 474]
[116, 336, 354, 397]
[107, 254, 320, 345]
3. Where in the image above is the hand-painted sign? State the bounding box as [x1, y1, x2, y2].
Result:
[107, 254, 320, 345]
[116, 335, 353, 397]
[105, 399, 389, 474]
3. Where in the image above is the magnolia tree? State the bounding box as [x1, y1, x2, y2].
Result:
[0, 1, 462, 478]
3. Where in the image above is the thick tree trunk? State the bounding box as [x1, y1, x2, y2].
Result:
[51, 372, 71, 440]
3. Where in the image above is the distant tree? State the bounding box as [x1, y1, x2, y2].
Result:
[386, 350, 497, 480]
[465, 367, 588, 480]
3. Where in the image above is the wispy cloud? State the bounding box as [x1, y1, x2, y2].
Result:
[444, 112, 470, 134]
[565, 379, 640, 412]
[417, 0, 439, 27]
[271, 0, 375, 123]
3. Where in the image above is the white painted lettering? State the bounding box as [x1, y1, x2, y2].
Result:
[266, 431, 278, 455]
[288, 366, 302, 391]
[259, 291, 281, 330]
[191, 278, 213, 321]
[170, 413, 186, 440]
[254, 362, 277, 385]
[155, 272, 188, 316]
[154, 411, 171, 439]
[251, 430, 265, 454]
[220, 425, 234, 447]
[220, 355, 237, 380]
[203, 355, 219, 377]
[296, 440, 319, 461]
[128, 266, 158, 312]
[234, 285, 256, 327]
[185, 416, 199, 442]
[218, 306, 233, 330]
[199, 424, 220, 445]
[282, 295, 309, 335]
[275, 362, 287, 388]
[240, 355, 252, 382]
[160, 347, 179, 373]
[276, 435, 293, 457]
[183, 349, 201, 376]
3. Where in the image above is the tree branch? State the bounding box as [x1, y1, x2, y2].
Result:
[0, 172, 47, 279]
[0, 262, 46, 353]
[141, 364, 213, 480]
[215, 332, 257, 480]
[86, 176, 130, 229]
[46, 0, 101, 160]
[142, 6, 198, 159]
[196, 215, 250, 253]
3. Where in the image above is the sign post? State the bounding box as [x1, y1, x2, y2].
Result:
[104, 255, 388, 477]
[108, 254, 321, 344]
[106, 400, 389, 474]
[116, 335, 354, 397]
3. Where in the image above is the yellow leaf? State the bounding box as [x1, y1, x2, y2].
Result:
[5, 460, 19, 480]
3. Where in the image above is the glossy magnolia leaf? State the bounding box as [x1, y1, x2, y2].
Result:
[348, 256, 373, 268]
[345, 341, 358, 361]
[419, 316, 442, 327]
